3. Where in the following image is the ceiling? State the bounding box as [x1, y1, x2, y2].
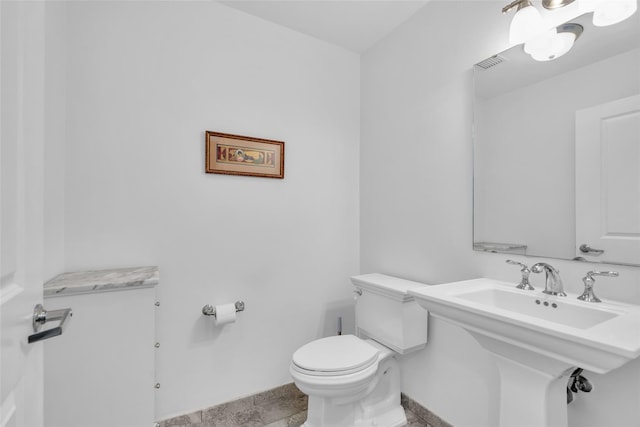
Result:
[218, 0, 430, 53]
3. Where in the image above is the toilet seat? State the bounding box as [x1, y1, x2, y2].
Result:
[291, 335, 379, 377]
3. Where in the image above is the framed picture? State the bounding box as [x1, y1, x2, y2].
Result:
[205, 131, 285, 179]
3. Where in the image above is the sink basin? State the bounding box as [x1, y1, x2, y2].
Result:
[409, 278, 640, 427]
[457, 287, 619, 329]
[409, 278, 640, 373]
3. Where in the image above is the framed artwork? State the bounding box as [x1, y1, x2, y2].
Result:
[205, 131, 285, 179]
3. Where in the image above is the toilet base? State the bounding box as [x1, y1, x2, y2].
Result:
[298, 352, 407, 427]
[301, 400, 406, 427]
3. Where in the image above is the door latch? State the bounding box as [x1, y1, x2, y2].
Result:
[28, 304, 73, 344]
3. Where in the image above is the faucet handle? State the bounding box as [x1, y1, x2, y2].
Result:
[578, 271, 619, 303]
[505, 260, 535, 290]
[586, 271, 619, 279]
[506, 259, 527, 269]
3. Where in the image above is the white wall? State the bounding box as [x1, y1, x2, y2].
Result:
[43, 1, 66, 281]
[62, 1, 360, 420]
[361, 1, 640, 427]
[47, 0, 640, 425]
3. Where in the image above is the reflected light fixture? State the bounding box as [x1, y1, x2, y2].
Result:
[524, 23, 583, 61]
[524, 28, 558, 59]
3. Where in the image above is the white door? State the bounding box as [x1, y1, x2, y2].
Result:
[1, 1, 47, 426]
[576, 94, 640, 265]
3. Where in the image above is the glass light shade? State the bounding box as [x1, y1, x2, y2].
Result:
[527, 30, 576, 61]
[578, 0, 597, 14]
[509, 3, 545, 45]
[524, 29, 558, 55]
[551, 32, 576, 58]
[593, 0, 638, 26]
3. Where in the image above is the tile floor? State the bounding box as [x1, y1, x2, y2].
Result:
[262, 408, 429, 427]
[159, 383, 450, 427]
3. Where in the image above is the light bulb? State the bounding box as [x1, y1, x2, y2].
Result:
[578, 0, 597, 14]
[593, 0, 638, 26]
[524, 29, 558, 55]
[552, 31, 577, 58]
[509, 1, 545, 45]
[526, 28, 577, 61]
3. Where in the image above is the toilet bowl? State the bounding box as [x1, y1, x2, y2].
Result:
[290, 274, 429, 427]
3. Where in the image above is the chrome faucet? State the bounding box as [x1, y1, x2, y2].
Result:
[578, 271, 619, 303]
[505, 260, 534, 290]
[531, 263, 566, 296]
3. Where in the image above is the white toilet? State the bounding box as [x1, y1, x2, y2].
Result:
[290, 273, 429, 427]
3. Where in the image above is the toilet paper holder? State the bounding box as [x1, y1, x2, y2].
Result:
[202, 301, 245, 317]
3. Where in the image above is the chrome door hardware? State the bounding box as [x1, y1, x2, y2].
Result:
[579, 244, 604, 255]
[28, 304, 73, 344]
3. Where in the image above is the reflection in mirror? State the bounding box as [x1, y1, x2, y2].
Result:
[473, 11, 640, 266]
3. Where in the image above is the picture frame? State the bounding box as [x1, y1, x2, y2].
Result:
[205, 131, 285, 179]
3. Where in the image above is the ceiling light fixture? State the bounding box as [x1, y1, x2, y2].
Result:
[524, 23, 583, 61]
[542, 0, 576, 9]
[503, 0, 545, 45]
[542, 0, 575, 10]
[503, 0, 638, 60]
[593, 0, 638, 26]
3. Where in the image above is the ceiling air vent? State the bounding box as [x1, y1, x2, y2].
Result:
[475, 55, 506, 70]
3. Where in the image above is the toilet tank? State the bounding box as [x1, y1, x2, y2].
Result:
[352, 273, 429, 354]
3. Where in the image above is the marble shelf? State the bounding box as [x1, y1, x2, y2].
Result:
[44, 266, 159, 298]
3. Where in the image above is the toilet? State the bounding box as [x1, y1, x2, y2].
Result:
[290, 273, 429, 427]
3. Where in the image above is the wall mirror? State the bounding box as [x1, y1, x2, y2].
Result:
[473, 11, 640, 266]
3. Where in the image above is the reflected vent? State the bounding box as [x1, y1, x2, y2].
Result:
[475, 55, 506, 70]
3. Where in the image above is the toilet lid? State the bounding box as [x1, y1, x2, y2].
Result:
[292, 335, 379, 376]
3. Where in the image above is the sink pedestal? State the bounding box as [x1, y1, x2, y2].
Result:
[409, 279, 640, 427]
[472, 333, 574, 427]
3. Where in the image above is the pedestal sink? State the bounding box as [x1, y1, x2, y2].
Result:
[408, 279, 640, 427]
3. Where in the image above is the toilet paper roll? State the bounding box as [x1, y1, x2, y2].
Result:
[214, 303, 237, 325]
